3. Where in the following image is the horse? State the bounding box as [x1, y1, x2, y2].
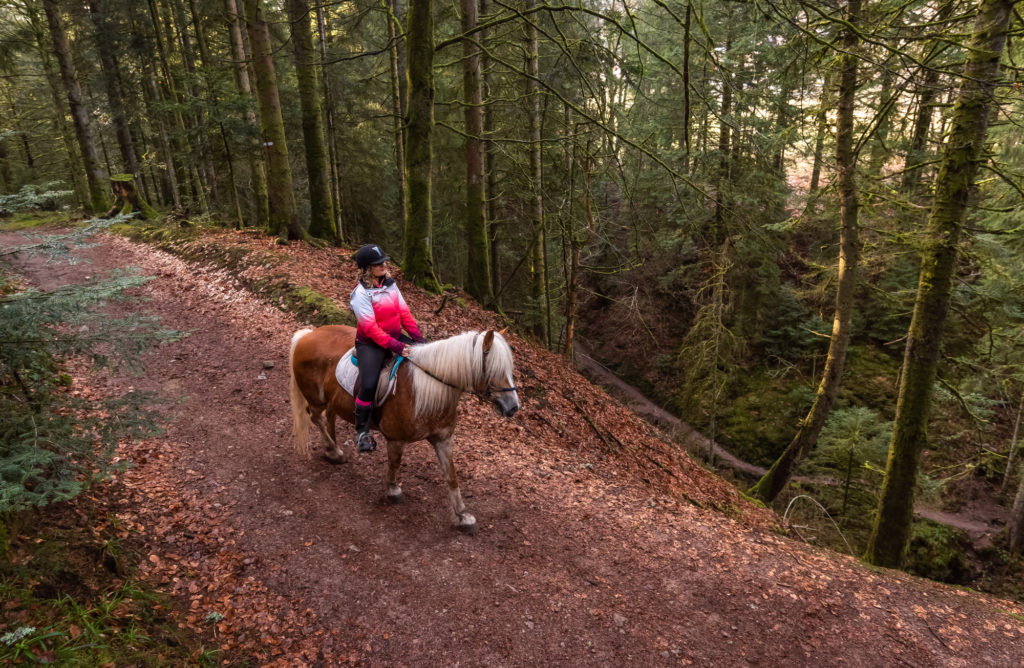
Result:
[289, 325, 520, 533]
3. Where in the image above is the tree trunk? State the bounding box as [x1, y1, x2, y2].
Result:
[147, 0, 192, 209]
[900, 2, 954, 196]
[808, 72, 831, 195]
[402, 0, 441, 291]
[1010, 458, 1024, 553]
[88, 0, 140, 188]
[170, 0, 215, 211]
[317, 1, 344, 241]
[865, 0, 1014, 569]
[749, 0, 862, 504]
[462, 0, 492, 304]
[42, 0, 109, 214]
[527, 0, 547, 345]
[1000, 392, 1024, 496]
[243, 0, 302, 240]
[288, 0, 336, 242]
[682, 1, 692, 167]
[29, 7, 89, 210]
[226, 0, 269, 228]
[482, 0, 500, 303]
[386, 0, 407, 234]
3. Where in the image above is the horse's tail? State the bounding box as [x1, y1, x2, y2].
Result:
[289, 328, 315, 457]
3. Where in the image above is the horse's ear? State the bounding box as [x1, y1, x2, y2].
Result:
[497, 327, 508, 337]
[482, 330, 495, 352]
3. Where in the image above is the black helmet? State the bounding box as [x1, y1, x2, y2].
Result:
[354, 244, 391, 269]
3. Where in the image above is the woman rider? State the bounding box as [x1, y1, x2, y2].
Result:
[349, 244, 426, 452]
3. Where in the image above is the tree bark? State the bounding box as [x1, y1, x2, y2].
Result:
[88, 0, 139, 187]
[42, 0, 109, 214]
[1010, 457, 1024, 553]
[808, 72, 831, 195]
[749, 0, 862, 504]
[243, 0, 303, 240]
[865, 0, 1014, 569]
[28, 6, 89, 210]
[225, 0, 269, 228]
[288, 0, 337, 242]
[402, 0, 441, 291]
[386, 0, 407, 232]
[527, 0, 547, 345]
[317, 1, 344, 241]
[462, 0, 492, 305]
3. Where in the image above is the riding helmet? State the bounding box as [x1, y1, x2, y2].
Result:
[354, 244, 391, 269]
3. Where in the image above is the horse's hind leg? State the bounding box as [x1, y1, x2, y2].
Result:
[430, 436, 476, 535]
[384, 440, 406, 503]
[308, 407, 346, 463]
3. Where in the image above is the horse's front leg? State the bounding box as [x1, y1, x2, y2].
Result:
[384, 439, 406, 503]
[430, 436, 476, 535]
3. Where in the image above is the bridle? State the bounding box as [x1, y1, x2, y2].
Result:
[406, 332, 517, 400]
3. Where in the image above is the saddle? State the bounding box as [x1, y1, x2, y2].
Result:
[334, 347, 406, 406]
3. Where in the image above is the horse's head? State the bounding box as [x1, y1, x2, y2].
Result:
[481, 330, 520, 418]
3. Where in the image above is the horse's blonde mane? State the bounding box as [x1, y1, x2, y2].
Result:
[408, 330, 514, 417]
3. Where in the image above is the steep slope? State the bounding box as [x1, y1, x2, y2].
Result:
[8, 227, 1024, 666]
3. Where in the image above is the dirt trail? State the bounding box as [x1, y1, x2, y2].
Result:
[8, 230, 1024, 666]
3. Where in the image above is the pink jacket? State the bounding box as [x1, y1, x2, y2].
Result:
[350, 278, 423, 355]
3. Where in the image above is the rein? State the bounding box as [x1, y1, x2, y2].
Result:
[404, 333, 516, 399]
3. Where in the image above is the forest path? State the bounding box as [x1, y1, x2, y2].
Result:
[7, 228, 1024, 666]
[575, 349, 1004, 541]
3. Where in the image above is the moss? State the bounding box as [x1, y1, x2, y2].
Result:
[714, 370, 814, 466]
[904, 520, 973, 584]
[0, 210, 79, 231]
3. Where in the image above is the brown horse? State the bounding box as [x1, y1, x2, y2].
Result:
[289, 325, 519, 533]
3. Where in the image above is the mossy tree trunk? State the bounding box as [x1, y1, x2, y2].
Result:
[225, 0, 269, 228]
[749, 0, 862, 504]
[402, 0, 442, 291]
[288, 0, 337, 243]
[104, 174, 158, 219]
[42, 0, 109, 215]
[462, 0, 492, 305]
[864, 0, 1014, 569]
[243, 0, 303, 241]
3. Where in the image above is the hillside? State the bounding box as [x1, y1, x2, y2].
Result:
[6, 226, 1024, 666]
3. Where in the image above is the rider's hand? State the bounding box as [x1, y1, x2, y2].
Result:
[402, 346, 411, 357]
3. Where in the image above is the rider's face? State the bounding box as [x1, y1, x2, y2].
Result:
[371, 262, 387, 278]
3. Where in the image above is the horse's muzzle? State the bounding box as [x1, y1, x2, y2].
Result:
[494, 397, 519, 417]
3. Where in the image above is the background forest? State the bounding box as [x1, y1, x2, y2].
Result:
[3, 0, 1024, 593]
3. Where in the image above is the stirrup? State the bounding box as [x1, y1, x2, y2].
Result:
[356, 431, 377, 453]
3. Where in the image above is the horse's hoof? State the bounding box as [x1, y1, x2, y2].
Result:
[456, 515, 478, 535]
[322, 451, 346, 465]
[386, 491, 405, 504]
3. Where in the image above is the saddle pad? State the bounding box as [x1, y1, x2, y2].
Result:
[334, 348, 405, 406]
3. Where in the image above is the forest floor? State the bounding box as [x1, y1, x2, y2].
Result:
[5, 225, 1024, 666]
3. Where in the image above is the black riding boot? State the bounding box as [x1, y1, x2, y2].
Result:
[354, 403, 377, 453]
